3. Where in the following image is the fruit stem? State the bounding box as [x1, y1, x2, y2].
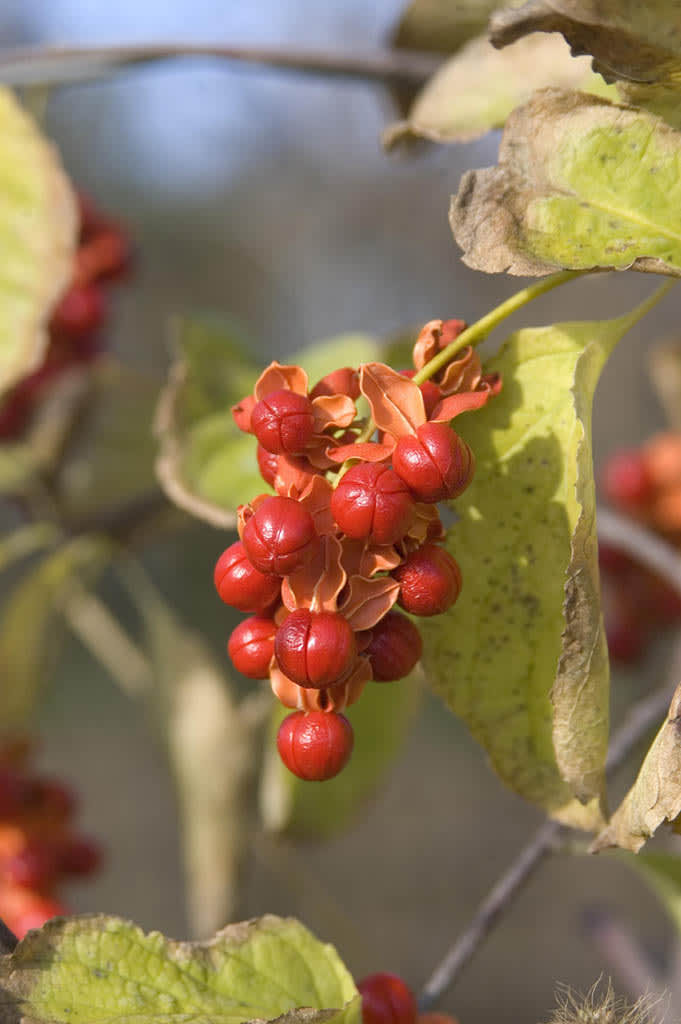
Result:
[412, 270, 581, 387]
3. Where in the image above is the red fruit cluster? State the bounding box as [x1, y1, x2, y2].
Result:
[0, 191, 131, 440]
[0, 737, 102, 939]
[600, 433, 681, 664]
[215, 320, 501, 781]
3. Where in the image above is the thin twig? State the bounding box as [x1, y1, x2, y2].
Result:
[0, 44, 441, 88]
[581, 907, 666, 1003]
[419, 509, 681, 1010]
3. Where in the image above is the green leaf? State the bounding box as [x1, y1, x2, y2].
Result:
[0, 522, 59, 573]
[385, 34, 612, 149]
[420, 292, 667, 824]
[620, 850, 681, 935]
[261, 672, 422, 837]
[592, 683, 681, 852]
[155, 315, 381, 528]
[0, 87, 76, 397]
[0, 913, 360, 1024]
[490, 0, 681, 87]
[0, 536, 110, 726]
[451, 89, 681, 278]
[116, 565, 269, 936]
[392, 0, 500, 55]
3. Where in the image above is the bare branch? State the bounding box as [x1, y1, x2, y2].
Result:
[0, 44, 441, 89]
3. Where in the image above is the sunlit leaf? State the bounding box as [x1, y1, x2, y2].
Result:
[420, 293, 666, 823]
[0, 536, 111, 726]
[385, 34, 610, 148]
[0, 913, 360, 1024]
[451, 89, 681, 277]
[0, 87, 76, 397]
[261, 672, 422, 837]
[592, 684, 681, 852]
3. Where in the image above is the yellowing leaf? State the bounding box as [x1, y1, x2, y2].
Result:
[490, 0, 681, 86]
[451, 89, 681, 278]
[420, 293, 666, 822]
[155, 316, 382, 528]
[261, 673, 422, 838]
[385, 33, 611, 148]
[0, 913, 360, 1024]
[0, 87, 76, 396]
[592, 684, 681, 852]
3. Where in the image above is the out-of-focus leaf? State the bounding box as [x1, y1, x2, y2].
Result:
[385, 34, 611, 148]
[260, 672, 422, 837]
[155, 316, 380, 528]
[392, 0, 500, 55]
[451, 89, 681, 277]
[0, 536, 111, 726]
[621, 850, 681, 934]
[0, 912, 360, 1024]
[490, 0, 681, 86]
[0, 522, 59, 573]
[593, 684, 681, 852]
[56, 359, 158, 518]
[119, 566, 268, 936]
[420, 293, 666, 824]
[0, 86, 76, 398]
[648, 339, 681, 432]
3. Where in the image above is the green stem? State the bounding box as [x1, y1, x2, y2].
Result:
[412, 270, 581, 387]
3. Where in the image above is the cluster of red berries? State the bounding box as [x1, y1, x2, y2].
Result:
[0, 191, 130, 439]
[600, 433, 681, 663]
[357, 971, 457, 1024]
[0, 737, 102, 939]
[214, 319, 501, 781]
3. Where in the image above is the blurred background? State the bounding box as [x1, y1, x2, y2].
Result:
[0, 2, 678, 1022]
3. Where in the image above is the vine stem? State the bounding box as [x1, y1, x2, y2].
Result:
[412, 270, 581, 387]
[418, 507, 681, 1010]
[0, 44, 441, 89]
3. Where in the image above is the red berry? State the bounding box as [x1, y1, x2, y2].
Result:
[366, 611, 422, 681]
[4, 843, 57, 890]
[242, 496, 318, 576]
[393, 423, 474, 503]
[331, 464, 415, 545]
[310, 367, 360, 400]
[251, 389, 315, 455]
[0, 390, 31, 439]
[50, 283, 106, 340]
[598, 542, 634, 576]
[257, 445, 279, 487]
[34, 779, 77, 823]
[601, 449, 652, 508]
[12, 898, 68, 938]
[399, 370, 442, 419]
[275, 610, 357, 688]
[357, 973, 418, 1024]
[57, 836, 103, 877]
[228, 617, 277, 678]
[214, 541, 281, 612]
[276, 711, 354, 781]
[393, 544, 462, 616]
[75, 226, 130, 285]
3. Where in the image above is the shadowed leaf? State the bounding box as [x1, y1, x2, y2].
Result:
[392, 0, 500, 55]
[261, 673, 422, 837]
[420, 293, 666, 822]
[490, 0, 681, 86]
[155, 317, 382, 528]
[451, 89, 681, 277]
[0, 913, 359, 1024]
